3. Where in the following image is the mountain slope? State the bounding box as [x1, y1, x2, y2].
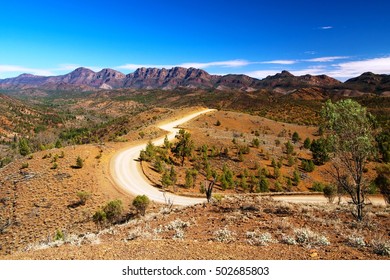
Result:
[1, 67, 389, 94]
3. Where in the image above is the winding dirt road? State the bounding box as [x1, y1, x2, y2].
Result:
[110, 108, 387, 207]
[110, 109, 215, 206]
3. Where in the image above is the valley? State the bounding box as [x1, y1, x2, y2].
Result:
[0, 68, 389, 260]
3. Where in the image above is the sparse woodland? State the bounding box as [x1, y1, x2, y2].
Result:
[0, 88, 389, 259]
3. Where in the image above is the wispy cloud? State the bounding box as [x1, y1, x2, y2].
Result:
[261, 60, 297, 65]
[305, 56, 349, 62]
[319, 26, 333, 30]
[0, 65, 55, 77]
[181, 59, 250, 68]
[117, 59, 251, 71]
[327, 56, 390, 78]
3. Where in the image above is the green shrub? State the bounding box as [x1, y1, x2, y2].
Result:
[132, 195, 150, 216]
[292, 132, 300, 143]
[93, 209, 107, 225]
[103, 199, 123, 221]
[18, 138, 31, 156]
[311, 182, 325, 192]
[55, 229, 64, 241]
[323, 184, 337, 203]
[301, 159, 315, 172]
[21, 162, 29, 169]
[77, 191, 91, 205]
[257, 177, 269, 192]
[76, 156, 84, 168]
[303, 137, 311, 149]
[252, 138, 260, 148]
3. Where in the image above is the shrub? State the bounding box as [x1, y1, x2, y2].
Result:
[252, 138, 260, 148]
[54, 229, 64, 241]
[303, 137, 311, 149]
[371, 239, 390, 256]
[292, 170, 300, 186]
[214, 228, 235, 243]
[292, 132, 300, 143]
[132, 195, 150, 216]
[246, 231, 275, 246]
[77, 191, 91, 205]
[93, 209, 107, 225]
[76, 156, 84, 168]
[323, 184, 337, 203]
[257, 176, 269, 192]
[154, 158, 164, 173]
[212, 194, 224, 203]
[281, 234, 297, 245]
[294, 228, 330, 246]
[51, 162, 58, 170]
[21, 162, 29, 169]
[311, 182, 325, 192]
[347, 235, 366, 248]
[287, 155, 295, 167]
[18, 138, 31, 156]
[215, 120, 221, 126]
[285, 141, 294, 155]
[103, 199, 123, 222]
[301, 159, 315, 172]
[55, 139, 62, 148]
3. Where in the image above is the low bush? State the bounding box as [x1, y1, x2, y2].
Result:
[132, 195, 150, 216]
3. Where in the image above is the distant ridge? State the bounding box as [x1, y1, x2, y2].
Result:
[0, 67, 389, 94]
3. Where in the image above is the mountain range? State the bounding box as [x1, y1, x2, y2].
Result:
[0, 67, 389, 94]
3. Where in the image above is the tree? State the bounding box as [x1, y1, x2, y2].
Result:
[303, 137, 311, 149]
[172, 129, 194, 166]
[301, 159, 315, 172]
[284, 141, 294, 155]
[161, 169, 173, 189]
[321, 99, 377, 221]
[310, 138, 330, 165]
[18, 138, 31, 156]
[132, 195, 150, 216]
[292, 170, 300, 186]
[163, 135, 171, 150]
[292, 132, 300, 143]
[257, 176, 269, 192]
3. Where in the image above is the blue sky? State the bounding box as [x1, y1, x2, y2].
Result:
[1, 0, 389, 81]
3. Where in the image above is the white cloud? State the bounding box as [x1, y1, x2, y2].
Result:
[320, 26, 333, 30]
[116, 59, 251, 71]
[305, 56, 349, 62]
[244, 70, 281, 79]
[0, 65, 54, 77]
[327, 56, 390, 78]
[261, 60, 297, 65]
[181, 59, 250, 68]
